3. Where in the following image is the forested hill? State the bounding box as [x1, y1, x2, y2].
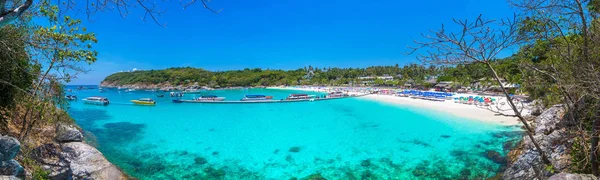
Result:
[101, 61, 521, 88]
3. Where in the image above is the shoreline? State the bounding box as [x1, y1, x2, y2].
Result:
[267, 86, 525, 126]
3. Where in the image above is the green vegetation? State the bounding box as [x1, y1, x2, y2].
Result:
[102, 60, 521, 88]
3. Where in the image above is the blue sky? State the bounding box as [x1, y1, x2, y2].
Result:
[69, 0, 516, 85]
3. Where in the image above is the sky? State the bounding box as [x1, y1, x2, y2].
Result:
[68, 0, 517, 85]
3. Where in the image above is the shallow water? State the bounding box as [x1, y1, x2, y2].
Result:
[66, 86, 522, 179]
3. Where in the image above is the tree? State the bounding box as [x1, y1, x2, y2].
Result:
[0, 0, 220, 27]
[510, 0, 600, 175]
[408, 14, 553, 170]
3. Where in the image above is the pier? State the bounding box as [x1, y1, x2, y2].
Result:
[172, 94, 369, 104]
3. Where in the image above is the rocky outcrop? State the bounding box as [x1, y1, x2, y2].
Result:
[503, 105, 573, 179]
[0, 136, 20, 161]
[0, 176, 20, 180]
[60, 142, 125, 179]
[548, 173, 596, 180]
[29, 124, 126, 180]
[55, 124, 83, 142]
[0, 136, 23, 178]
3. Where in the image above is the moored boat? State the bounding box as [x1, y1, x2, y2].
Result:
[131, 98, 156, 105]
[196, 95, 225, 101]
[82, 97, 109, 105]
[65, 95, 77, 101]
[184, 88, 202, 94]
[286, 94, 316, 100]
[241, 95, 273, 101]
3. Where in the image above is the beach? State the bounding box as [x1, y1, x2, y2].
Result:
[268, 86, 526, 126]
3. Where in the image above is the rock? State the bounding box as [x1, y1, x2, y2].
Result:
[194, 157, 208, 165]
[548, 173, 597, 180]
[502, 149, 543, 180]
[55, 124, 83, 142]
[534, 105, 565, 135]
[0, 136, 20, 161]
[0, 160, 23, 177]
[530, 100, 544, 116]
[485, 150, 506, 165]
[31, 143, 72, 180]
[0, 176, 20, 180]
[360, 159, 371, 167]
[289, 146, 301, 153]
[60, 142, 125, 179]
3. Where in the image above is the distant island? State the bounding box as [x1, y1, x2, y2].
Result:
[100, 60, 520, 89]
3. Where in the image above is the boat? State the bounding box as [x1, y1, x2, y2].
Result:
[82, 97, 109, 105]
[241, 95, 273, 101]
[327, 91, 347, 98]
[157, 94, 165, 97]
[184, 88, 202, 94]
[170, 92, 184, 97]
[286, 94, 316, 100]
[131, 98, 156, 105]
[196, 95, 225, 101]
[65, 95, 77, 101]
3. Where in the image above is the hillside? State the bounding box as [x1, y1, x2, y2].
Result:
[101, 62, 521, 88]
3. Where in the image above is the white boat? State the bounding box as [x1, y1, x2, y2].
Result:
[241, 95, 273, 101]
[82, 97, 110, 105]
[65, 95, 77, 101]
[286, 94, 316, 100]
[196, 95, 225, 101]
[184, 88, 202, 94]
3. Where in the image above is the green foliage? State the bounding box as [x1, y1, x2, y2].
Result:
[0, 25, 34, 108]
[103, 61, 523, 88]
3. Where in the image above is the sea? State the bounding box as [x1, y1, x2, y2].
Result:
[65, 85, 522, 179]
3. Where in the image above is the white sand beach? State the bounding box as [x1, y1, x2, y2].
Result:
[268, 86, 526, 126]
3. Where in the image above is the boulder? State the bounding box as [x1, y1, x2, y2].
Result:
[485, 150, 506, 165]
[0, 136, 20, 161]
[534, 105, 565, 135]
[0, 160, 23, 177]
[0, 176, 20, 180]
[60, 142, 125, 179]
[548, 173, 597, 180]
[55, 124, 83, 142]
[32, 143, 72, 180]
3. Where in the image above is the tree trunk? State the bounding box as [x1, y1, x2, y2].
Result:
[485, 62, 552, 165]
[592, 118, 600, 176]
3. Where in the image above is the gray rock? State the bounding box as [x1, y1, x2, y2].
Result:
[0, 136, 20, 161]
[534, 105, 565, 135]
[56, 124, 83, 142]
[504, 105, 572, 180]
[0, 176, 20, 180]
[0, 160, 23, 177]
[548, 173, 597, 180]
[503, 149, 544, 180]
[61, 142, 125, 180]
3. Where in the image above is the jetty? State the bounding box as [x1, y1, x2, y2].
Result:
[172, 94, 368, 104]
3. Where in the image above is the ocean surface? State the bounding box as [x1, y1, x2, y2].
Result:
[65, 86, 522, 179]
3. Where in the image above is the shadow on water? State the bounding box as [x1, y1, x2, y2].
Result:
[67, 108, 112, 130]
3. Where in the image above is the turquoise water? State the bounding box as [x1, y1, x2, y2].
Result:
[66, 87, 522, 179]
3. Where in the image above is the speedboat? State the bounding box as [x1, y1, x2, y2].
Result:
[327, 91, 347, 98]
[82, 97, 109, 105]
[184, 88, 202, 94]
[65, 95, 77, 101]
[196, 95, 225, 101]
[131, 98, 156, 105]
[241, 95, 273, 101]
[286, 94, 316, 100]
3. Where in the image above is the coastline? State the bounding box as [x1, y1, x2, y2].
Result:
[268, 86, 526, 126]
